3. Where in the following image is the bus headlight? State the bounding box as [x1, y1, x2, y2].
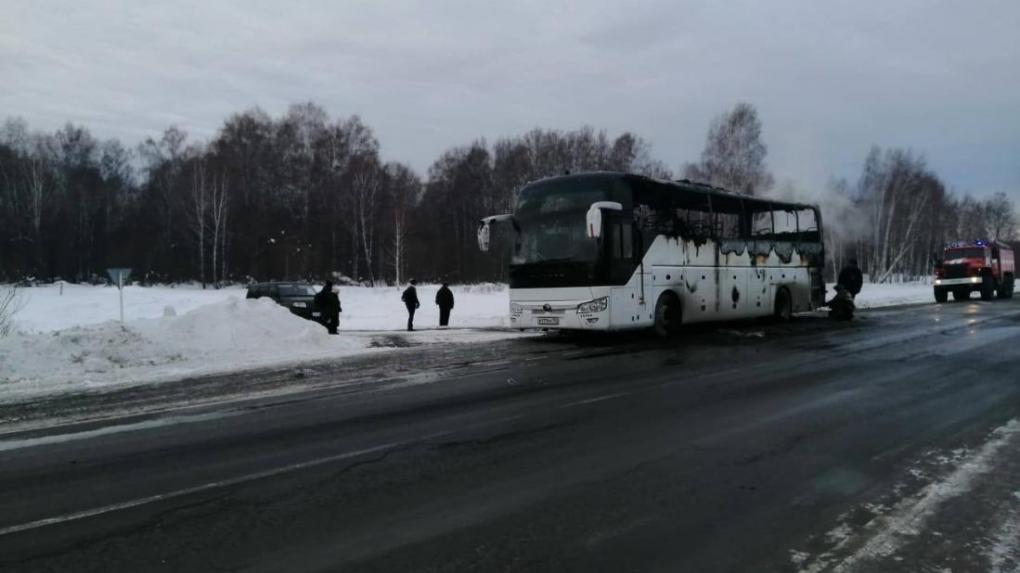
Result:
[577, 297, 608, 314]
[510, 302, 523, 316]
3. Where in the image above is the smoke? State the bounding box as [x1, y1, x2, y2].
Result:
[764, 177, 870, 245]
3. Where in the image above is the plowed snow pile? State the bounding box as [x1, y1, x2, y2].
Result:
[0, 297, 374, 402]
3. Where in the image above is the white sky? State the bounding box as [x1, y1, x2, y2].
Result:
[3, 0, 1019, 199]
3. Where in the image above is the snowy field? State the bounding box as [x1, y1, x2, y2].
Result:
[8, 283, 510, 333]
[0, 283, 519, 404]
[0, 281, 954, 404]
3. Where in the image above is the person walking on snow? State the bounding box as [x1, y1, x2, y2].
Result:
[401, 279, 420, 331]
[315, 280, 341, 334]
[838, 258, 864, 300]
[435, 282, 455, 327]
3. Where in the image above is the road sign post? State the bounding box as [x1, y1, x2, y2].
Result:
[106, 268, 132, 322]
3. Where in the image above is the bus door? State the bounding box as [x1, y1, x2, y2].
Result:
[604, 213, 645, 327]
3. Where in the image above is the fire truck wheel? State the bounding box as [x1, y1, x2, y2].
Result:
[980, 279, 995, 301]
[997, 277, 1013, 299]
[934, 287, 948, 303]
[952, 288, 970, 301]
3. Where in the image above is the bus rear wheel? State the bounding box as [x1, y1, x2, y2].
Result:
[773, 288, 792, 322]
[653, 292, 682, 337]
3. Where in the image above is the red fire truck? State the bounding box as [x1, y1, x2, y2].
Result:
[933, 240, 1015, 302]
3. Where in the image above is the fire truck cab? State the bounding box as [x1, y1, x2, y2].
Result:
[933, 240, 1015, 302]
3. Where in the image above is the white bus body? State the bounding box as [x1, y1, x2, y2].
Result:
[482, 173, 825, 333]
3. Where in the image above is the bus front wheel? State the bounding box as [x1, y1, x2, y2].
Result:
[653, 292, 682, 337]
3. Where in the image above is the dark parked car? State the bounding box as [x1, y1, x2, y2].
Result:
[245, 282, 324, 323]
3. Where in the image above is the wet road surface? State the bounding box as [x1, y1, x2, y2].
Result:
[1, 299, 1019, 572]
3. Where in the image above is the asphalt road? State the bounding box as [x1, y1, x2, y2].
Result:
[2, 299, 1020, 572]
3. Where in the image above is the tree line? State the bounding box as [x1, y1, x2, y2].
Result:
[0, 102, 1015, 285]
[0, 104, 668, 285]
[680, 103, 1018, 282]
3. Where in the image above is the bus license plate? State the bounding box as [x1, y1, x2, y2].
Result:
[537, 317, 559, 326]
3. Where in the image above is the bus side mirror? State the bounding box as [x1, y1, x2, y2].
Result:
[477, 214, 516, 252]
[585, 201, 624, 239]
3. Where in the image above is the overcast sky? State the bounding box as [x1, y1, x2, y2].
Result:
[3, 0, 1019, 199]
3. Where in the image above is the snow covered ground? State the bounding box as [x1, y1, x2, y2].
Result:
[0, 283, 519, 404]
[9, 282, 511, 333]
[0, 280, 972, 404]
[832, 281, 935, 308]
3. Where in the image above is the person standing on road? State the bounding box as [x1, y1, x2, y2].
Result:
[401, 279, 420, 331]
[838, 259, 864, 299]
[435, 282, 455, 327]
[315, 280, 341, 334]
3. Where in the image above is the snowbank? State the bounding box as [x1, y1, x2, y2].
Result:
[10, 283, 510, 333]
[0, 297, 383, 402]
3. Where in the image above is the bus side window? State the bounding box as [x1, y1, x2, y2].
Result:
[621, 222, 633, 259]
[610, 222, 634, 260]
[773, 210, 797, 239]
[796, 209, 820, 242]
[751, 211, 773, 238]
[716, 212, 742, 240]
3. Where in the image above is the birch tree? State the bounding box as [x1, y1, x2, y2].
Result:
[683, 103, 774, 196]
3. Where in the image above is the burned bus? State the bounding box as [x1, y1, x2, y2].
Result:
[477, 172, 825, 335]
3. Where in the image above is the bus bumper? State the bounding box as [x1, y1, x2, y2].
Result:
[509, 288, 611, 330]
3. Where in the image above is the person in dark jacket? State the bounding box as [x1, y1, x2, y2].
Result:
[401, 279, 420, 331]
[837, 259, 864, 299]
[824, 284, 855, 321]
[315, 280, 341, 334]
[435, 282, 455, 327]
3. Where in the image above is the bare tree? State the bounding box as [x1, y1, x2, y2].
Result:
[683, 102, 774, 195]
[188, 152, 208, 287]
[210, 171, 229, 286]
[351, 154, 382, 285]
[984, 191, 1017, 241]
[0, 284, 26, 337]
[384, 163, 420, 284]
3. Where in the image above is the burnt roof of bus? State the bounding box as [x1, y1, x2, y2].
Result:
[525, 171, 819, 213]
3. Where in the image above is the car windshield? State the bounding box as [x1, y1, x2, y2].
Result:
[279, 285, 317, 296]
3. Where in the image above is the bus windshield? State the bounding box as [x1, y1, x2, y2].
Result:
[512, 181, 612, 265]
[514, 212, 596, 264]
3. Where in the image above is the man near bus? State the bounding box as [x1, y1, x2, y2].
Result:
[401, 279, 420, 331]
[435, 282, 454, 327]
[838, 259, 864, 299]
[825, 284, 855, 321]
